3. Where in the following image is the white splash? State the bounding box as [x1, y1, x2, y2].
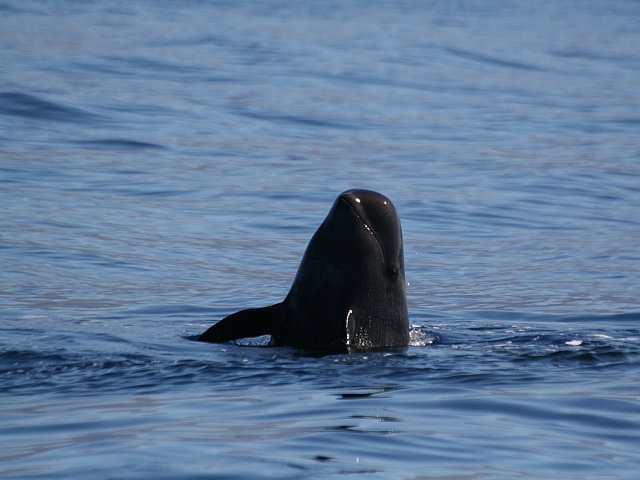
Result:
[345, 309, 353, 346]
[409, 325, 436, 346]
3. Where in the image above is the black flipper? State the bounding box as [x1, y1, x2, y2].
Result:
[197, 303, 283, 343]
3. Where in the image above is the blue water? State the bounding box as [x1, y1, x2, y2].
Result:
[2, 0, 640, 478]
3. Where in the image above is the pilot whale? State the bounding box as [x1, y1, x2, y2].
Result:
[198, 189, 409, 350]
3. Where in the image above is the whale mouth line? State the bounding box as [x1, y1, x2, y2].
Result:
[339, 197, 385, 260]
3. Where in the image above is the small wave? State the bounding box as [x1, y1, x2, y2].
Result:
[0, 3, 25, 14]
[445, 47, 546, 72]
[229, 106, 363, 130]
[0, 348, 164, 396]
[552, 48, 640, 66]
[554, 312, 640, 324]
[512, 343, 635, 368]
[0, 92, 101, 123]
[75, 139, 165, 150]
[462, 310, 640, 325]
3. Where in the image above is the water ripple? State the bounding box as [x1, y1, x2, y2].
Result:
[2, 0, 640, 478]
[0, 92, 102, 123]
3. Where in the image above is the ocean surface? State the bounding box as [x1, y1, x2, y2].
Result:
[1, 1, 639, 478]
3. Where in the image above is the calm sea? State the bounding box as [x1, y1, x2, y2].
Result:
[1, 1, 639, 478]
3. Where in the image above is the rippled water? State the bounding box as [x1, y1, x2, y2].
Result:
[1, 1, 640, 478]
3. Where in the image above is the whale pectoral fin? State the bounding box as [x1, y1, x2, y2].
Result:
[197, 303, 283, 343]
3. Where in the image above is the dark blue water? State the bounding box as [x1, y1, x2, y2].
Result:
[2, 1, 640, 478]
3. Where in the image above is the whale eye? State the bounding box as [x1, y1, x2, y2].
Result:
[389, 264, 399, 279]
